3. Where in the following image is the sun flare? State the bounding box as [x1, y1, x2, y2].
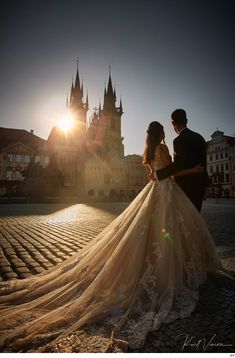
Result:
[57, 113, 75, 134]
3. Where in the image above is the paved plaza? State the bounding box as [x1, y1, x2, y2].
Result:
[0, 199, 234, 353]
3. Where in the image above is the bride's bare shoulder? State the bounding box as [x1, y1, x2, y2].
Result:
[158, 144, 172, 164]
[159, 143, 170, 153]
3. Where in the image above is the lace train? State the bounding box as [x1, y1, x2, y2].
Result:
[0, 178, 220, 352]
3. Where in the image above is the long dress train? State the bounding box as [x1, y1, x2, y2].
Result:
[0, 145, 220, 352]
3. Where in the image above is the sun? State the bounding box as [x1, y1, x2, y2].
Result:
[57, 113, 75, 134]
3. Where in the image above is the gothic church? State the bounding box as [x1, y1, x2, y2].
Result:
[48, 65, 147, 200]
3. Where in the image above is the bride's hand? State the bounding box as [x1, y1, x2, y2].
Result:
[193, 164, 204, 174]
[148, 170, 156, 181]
[149, 174, 156, 181]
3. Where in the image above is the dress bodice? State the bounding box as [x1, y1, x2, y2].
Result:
[150, 145, 170, 172]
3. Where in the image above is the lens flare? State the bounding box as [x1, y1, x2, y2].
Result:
[161, 227, 173, 245]
[57, 113, 75, 134]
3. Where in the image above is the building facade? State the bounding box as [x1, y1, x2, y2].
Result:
[0, 128, 49, 196]
[206, 130, 235, 197]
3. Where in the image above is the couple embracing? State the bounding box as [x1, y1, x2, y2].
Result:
[0, 109, 219, 352]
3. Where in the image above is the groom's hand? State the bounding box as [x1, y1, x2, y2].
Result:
[193, 164, 204, 174]
[156, 162, 182, 181]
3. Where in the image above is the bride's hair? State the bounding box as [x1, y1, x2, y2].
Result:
[142, 121, 164, 165]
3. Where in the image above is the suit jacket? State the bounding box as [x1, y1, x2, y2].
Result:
[156, 128, 211, 193]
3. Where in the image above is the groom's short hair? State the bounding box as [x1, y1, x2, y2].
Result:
[171, 109, 187, 125]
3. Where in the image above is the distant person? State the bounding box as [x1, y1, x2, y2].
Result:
[0, 121, 219, 353]
[156, 109, 210, 211]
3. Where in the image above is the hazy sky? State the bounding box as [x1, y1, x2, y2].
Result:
[0, 0, 234, 155]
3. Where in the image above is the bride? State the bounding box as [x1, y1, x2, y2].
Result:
[0, 121, 219, 352]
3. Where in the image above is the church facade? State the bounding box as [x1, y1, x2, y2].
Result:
[48, 65, 148, 200]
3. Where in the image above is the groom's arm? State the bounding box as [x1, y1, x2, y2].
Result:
[156, 162, 183, 181]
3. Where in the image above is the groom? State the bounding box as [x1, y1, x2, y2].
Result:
[156, 109, 210, 212]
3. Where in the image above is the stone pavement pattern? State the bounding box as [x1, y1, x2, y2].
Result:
[0, 199, 234, 353]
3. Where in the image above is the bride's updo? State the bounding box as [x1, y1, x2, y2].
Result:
[142, 121, 164, 165]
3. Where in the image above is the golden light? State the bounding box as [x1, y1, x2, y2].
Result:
[57, 113, 75, 134]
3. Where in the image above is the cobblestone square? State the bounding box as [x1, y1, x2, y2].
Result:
[0, 199, 234, 353]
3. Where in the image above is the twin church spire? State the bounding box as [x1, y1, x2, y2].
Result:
[68, 62, 123, 117]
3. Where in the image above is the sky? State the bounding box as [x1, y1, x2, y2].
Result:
[0, 0, 234, 156]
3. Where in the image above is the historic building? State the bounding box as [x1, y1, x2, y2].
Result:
[48, 65, 148, 200]
[0, 128, 49, 196]
[48, 67, 89, 193]
[206, 130, 235, 197]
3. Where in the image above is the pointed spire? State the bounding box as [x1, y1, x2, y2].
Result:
[71, 76, 74, 91]
[107, 70, 114, 96]
[69, 77, 74, 105]
[119, 98, 123, 114]
[75, 59, 81, 91]
[81, 82, 84, 97]
[72, 58, 84, 107]
[103, 68, 116, 112]
[103, 84, 107, 100]
[86, 90, 89, 110]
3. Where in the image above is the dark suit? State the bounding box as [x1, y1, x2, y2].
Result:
[156, 128, 210, 212]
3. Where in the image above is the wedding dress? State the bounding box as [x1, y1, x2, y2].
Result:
[0, 145, 219, 352]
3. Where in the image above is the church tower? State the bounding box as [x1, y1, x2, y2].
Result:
[99, 68, 124, 158]
[68, 60, 89, 138]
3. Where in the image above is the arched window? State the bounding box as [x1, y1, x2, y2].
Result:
[88, 189, 95, 196]
[98, 190, 105, 196]
[109, 189, 117, 198]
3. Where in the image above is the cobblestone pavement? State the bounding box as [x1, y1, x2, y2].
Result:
[0, 199, 234, 353]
